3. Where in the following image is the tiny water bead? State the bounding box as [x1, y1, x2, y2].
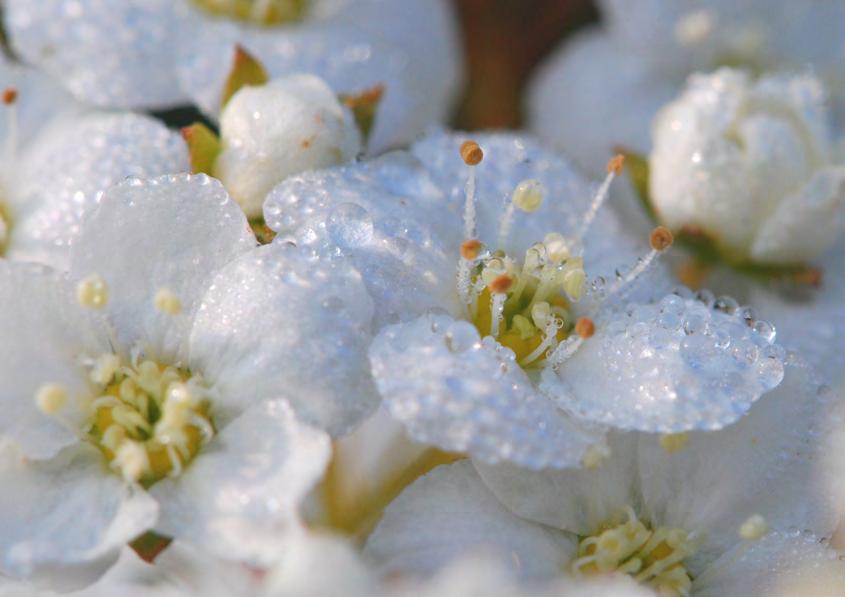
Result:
[192, 0, 307, 26]
[571, 507, 697, 597]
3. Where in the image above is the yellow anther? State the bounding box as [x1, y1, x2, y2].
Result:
[35, 383, 67, 415]
[90, 354, 120, 386]
[101, 425, 127, 452]
[659, 433, 690, 454]
[575, 317, 595, 339]
[607, 153, 626, 175]
[543, 233, 570, 262]
[531, 301, 552, 328]
[650, 226, 674, 252]
[76, 274, 109, 309]
[488, 274, 513, 294]
[154, 288, 182, 315]
[562, 268, 586, 301]
[460, 140, 483, 166]
[511, 179, 544, 213]
[113, 441, 150, 483]
[2, 87, 17, 105]
[582, 444, 606, 469]
[739, 514, 768, 541]
[460, 239, 483, 260]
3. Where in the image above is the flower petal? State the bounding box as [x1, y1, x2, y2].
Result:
[5, 0, 188, 109]
[0, 443, 158, 589]
[637, 361, 839, 575]
[542, 291, 785, 433]
[150, 399, 330, 566]
[370, 312, 604, 470]
[10, 112, 189, 269]
[189, 243, 377, 435]
[0, 261, 111, 459]
[365, 461, 575, 581]
[473, 433, 638, 536]
[69, 174, 255, 361]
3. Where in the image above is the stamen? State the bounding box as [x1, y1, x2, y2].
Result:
[738, 514, 768, 541]
[76, 274, 109, 309]
[604, 226, 674, 300]
[487, 273, 513, 295]
[35, 383, 67, 415]
[3, 87, 18, 163]
[90, 354, 120, 385]
[575, 154, 624, 241]
[113, 441, 150, 483]
[575, 317, 595, 338]
[154, 288, 182, 315]
[499, 179, 544, 247]
[518, 320, 561, 366]
[460, 140, 483, 239]
[460, 239, 482, 261]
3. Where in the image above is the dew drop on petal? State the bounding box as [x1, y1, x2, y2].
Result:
[327, 202, 374, 248]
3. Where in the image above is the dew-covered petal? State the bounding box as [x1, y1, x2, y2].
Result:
[527, 29, 676, 176]
[9, 112, 189, 269]
[189, 243, 377, 435]
[264, 152, 459, 326]
[638, 362, 839, 576]
[542, 291, 785, 433]
[692, 531, 845, 597]
[751, 167, 845, 264]
[0, 443, 158, 589]
[69, 174, 255, 362]
[473, 433, 637, 536]
[0, 261, 111, 460]
[365, 461, 575, 581]
[369, 312, 604, 470]
[151, 399, 330, 566]
[5, 0, 188, 109]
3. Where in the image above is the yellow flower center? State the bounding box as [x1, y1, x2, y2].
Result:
[85, 355, 214, 487]
[572, 507, 697, 597]
[192, 0, 307, 26]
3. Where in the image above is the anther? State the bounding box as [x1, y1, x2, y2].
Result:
[659, 433, 690, 454]
[77, 274, 109, 309]
[575, 317, 595, 339]
[488, 274, 513, 294]
[650, 226, 674, 252]
[90, 354, 120, 386]
[460, 140, 483, 166]
[2, 88, 18, 105]
[738, 514, 768, 541]
[512, 179, 544, 212]
[35, 383, 67, 415]
[460, 239, 483, 261]
[607, 154, 625, 175]
[154, 288, 182, 315]
[113, 441, 150, 483]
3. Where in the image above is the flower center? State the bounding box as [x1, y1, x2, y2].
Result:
[192, 0, 307, 25]
[571, 506, 697, 597]
[85, 354, 214, 487]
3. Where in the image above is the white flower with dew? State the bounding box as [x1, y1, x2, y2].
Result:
[4, 0, 462, 153]
[263, 131, 786, 472]
[0, 174, 380, 587]
[367, 361, 843, 596]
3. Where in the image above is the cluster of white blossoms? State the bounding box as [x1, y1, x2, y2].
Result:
[0, 2, 844, 597]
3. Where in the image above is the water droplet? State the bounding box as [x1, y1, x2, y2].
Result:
[327, 203, 374, 249]
[752, 320, 776, 343]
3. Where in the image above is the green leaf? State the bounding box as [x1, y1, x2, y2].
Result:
[181, 122, 222, 176]
[220, 45, 269, 109]
[339, 85, 384, 144]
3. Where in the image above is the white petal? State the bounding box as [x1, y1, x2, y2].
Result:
[693, 531, 845, 597]
[150, 400, 330, 566]
[189, 243, 377, 434]
[751, 167, 845, 263]
[69, 174, 255, 361]
[9, 112, 189, 269]
[5, 0, 188, 109]
[0, 443, 158, 589]
[370, 312, 604, 470]
[473, 433, 638, 536]
[264, 151, 459, 326]
[637, 362, 839, 575]
[365, 461, 574, 581]
[0, 261, 111, 459]
[542, 291, 785, 433]
[527, 30, 676, 176]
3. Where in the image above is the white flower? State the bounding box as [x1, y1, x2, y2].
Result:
[263, 131, 786, 472]
[367, 361, 844, 596]
[528, 0, 845, 175]
[5, 0, 462, 152]
[0, 60, 188, 269]
[215, 74, 361, 219]
[0, 174, 379, 587]
[650, 68, 845, 265]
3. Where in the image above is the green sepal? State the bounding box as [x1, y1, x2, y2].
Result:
[339, 85, 384, 144]
[130, 531, 171, 563]
[181, 122, 222, 176]
[220, 45, 269, 110]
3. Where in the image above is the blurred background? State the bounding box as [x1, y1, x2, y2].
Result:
[451, 0, 597, 130]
